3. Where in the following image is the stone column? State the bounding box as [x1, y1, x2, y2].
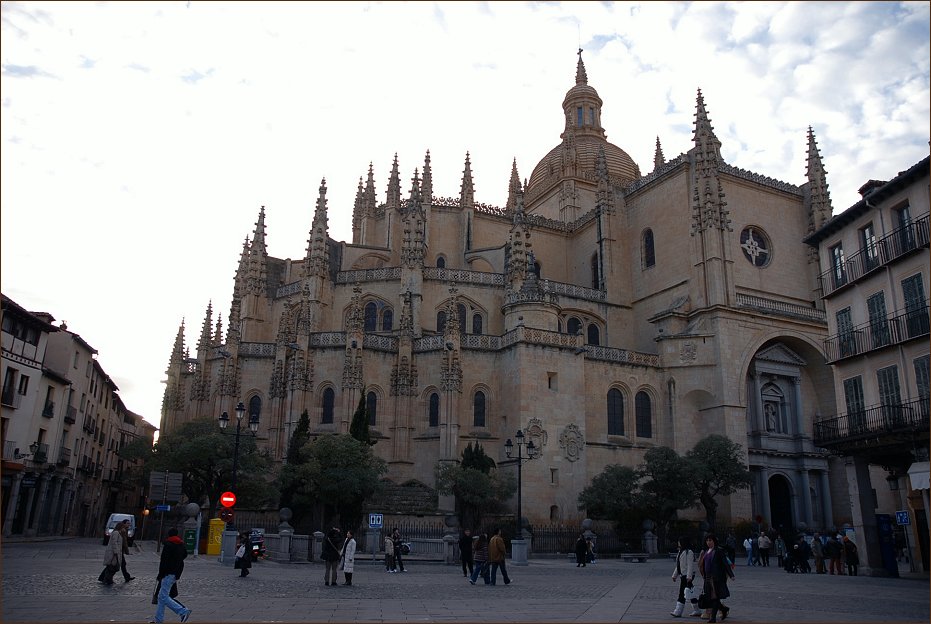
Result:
[845, 456, 882, 575]
[798, 468, 813, 527]
[759, 467, 772, 528]
[751, 369, 764, 432]
[792, 377, 804, 436]
[818, 470, 833, 531]
[43, 477, 63, 535]
[21, 477, 38, 537]
[2, 472, 24, 536]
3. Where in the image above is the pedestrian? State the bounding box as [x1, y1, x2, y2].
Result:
[723, 532, 737, 565]
[458, 528, 474, 577]
[98, 520, 123, 585]
[774, 534, 786, 568]
[469, 532, 491, 585]
[671, 536, 696, 618]
[824, 535, 843, 575]
[750, 533, 761, 566]
[742, 535, 753, 567]
[586, 537, 596, 564]
[152, 527, 191, 624]
[391, 528, 407, 573]
[488, 527, 511, 586]
[575, 532, 588, 567]
[694, 547, 711, 619]
[700, 534, 734, 623]
[322, 527, 343, 586]
[796, 536, 812, 573]
[842, 536, 859, 576]
[757, 532, 771, 567]
[118, 520, 136, 582]
[811, 533, 825, 574]
[234, 532, 252, 577]
[385, 532, 396, 573]
[339, 529, 356, 586]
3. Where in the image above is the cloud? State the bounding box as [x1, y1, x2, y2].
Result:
[2, 64, 54, 78]
[180, 67, 215, 84]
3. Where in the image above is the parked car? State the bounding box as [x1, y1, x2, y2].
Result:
[102, 513, 136, 546]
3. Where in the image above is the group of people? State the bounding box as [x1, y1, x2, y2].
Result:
[574, 532, 596, 567]
[731, 530, 860, 576]
[458, 527, 512, 585]
[383, 527, 408, 573]
[320, 527, 357, 585]
[98, 519, 135, 585]
[671, 534, 734, 623]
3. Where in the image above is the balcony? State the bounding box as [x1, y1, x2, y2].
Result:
[42, 401, 55, 418]
[3, 440, 16, 461]
[64, 405, 77, 424]
[824, 300, 930, 363]
[32, 443, 49, 464]
[819, 215, 930, 297]
[57, 446, 72, 466]
[814, 397, 929, 459]
[1, 390, 22, 409]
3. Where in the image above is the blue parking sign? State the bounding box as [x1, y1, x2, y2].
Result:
[895, 510, 910, 525]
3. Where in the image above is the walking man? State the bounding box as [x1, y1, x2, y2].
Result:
[153, 527, 191, 623]
[488, 527, 511, 586]
[392, 528, 407, 573]
[459, 528, 474, 577]
[322, 527, 342, 586]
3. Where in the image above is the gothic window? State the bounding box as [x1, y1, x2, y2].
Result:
[322, 387, 335, 424]
[635, 391, 652, 438]
[607, 388, 624, 435]
[382, 309, 393, 331]
[436, 256, 446, 269]
[587, 324, 600, 346]
[248, 395, 262, 420]
[364, 302, 377, 332]
[642, 229, 655, 269]
[457, 304, 467, 334]
[567, 317, 582, 336]
[472, 313, 483, 335]
[428, 392, 439, 427]
[437, 311, 447, 333]
[739, 227, 771, 267]
[591, 253, 600, 288]
[366, 391, 377, 426]
[473, 391, 486, 427]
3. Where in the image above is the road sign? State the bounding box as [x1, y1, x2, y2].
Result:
[155, 504, 171, 512]
[896, 510, 910, 525]
[220, 491, 237, 508]
[368, 513, 383, 528]
[219, 508, 234, 523]
[148, 471, 184, 503]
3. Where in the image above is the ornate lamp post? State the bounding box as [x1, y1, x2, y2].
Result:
[218, 401, 258, 527]
[504, 429, 538, 540]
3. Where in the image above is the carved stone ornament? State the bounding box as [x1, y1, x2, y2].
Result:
[525, 417, 548, 450]
[680, 341, 697, 364]
[559, 423, 584, 462]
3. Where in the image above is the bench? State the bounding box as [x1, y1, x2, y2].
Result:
[621, 553, 650, 563]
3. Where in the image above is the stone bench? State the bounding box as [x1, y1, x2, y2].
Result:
[620, 553, 650, 563]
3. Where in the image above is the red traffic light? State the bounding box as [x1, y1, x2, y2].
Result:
[220, 491, 237, 508]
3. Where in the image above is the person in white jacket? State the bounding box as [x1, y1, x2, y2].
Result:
[671, 536, 697, 617]
[339, 529, 357, 586]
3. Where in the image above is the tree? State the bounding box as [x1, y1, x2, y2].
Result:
[349, 391, 374, 446]
[577, 464, 643, 525]
[277, 433, 387, 529]
[280, 410, 311, 512]
[434, 442, 515, 530]
[639, 446, 698, 549]
[685, 434, 752, 532]
[122, 417, 277, 514]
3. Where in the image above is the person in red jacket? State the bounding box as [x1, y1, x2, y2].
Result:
[153, 528, 191, 623]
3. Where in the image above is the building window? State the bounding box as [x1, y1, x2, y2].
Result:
[860, 222, 879, 271]
[364, 302, 378, 332]
[437, 311, 447, 333]
[643, 229, 655, 269]
[894, 203, 915, 252]
[436, 256, 446, 269]
[473, 391, 486, 427]
[739, 226, 771, 267]
[830, 243, 847, 289]
[1, 368, 16, 405]
[635, 391, 652, 438]
[843, 376, 865, 432]
[382, 309, 393, 331]
[248, 395, 262, 420]
[591, 253, 600, 289]
[567, 317, 582, 336]
[915, 355, 930, 414]
[607, 388, 624, 435]
[457, 304, 467, 334]
[366, 391, 377, 426]
[836, 307, 856, 358]
[17, 374, 29, 396]
[577, 106, 583, 127]
[587, 324, 600, 346]
[428, 392, 439, 427]
[877, 365, 902, 424]
[902, 273, 928, 339]
[589, 107, 595, 125]
[866, 291, 890, 348]
[321, 388, 335, 424]
[472, 313, 483, 335]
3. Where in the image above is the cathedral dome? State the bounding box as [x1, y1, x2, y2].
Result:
[526, 137, 641, 194]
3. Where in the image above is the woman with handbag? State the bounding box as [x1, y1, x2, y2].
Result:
[700, 534, 735, 623]
[671, 536, 696, 617]
[98, 522, 123, 585]
[234, 532, 252, 577]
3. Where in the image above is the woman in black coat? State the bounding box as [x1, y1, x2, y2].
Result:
[235, 532, 253, 577]
[574, 532, 588, 567]
[700, 533, 735, 623]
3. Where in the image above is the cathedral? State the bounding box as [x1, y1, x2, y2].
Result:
[162, 54, 841, 531]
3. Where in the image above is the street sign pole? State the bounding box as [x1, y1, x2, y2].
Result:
[896, 510, 915, 573]
[157, 470, 168, 553]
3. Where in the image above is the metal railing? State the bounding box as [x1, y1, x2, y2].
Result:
[814, 397, 930, 446]
[64, 405, 77, 424]
[57, 446, 72, 466]
[824, 301, 929, 362]
[3, 440, 16, 460]
[1, 390, 22, 408]
[42, 401, 55, 418]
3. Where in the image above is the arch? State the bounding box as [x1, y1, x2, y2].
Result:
[586, 323, 600, 346]
[735, 331, 828, 407]
[366, 390, 378, 426]
[473, 390, 486, 427]
[428, 392, 440, 427]
[247, 394, 263, 420]
[567, 317, 582, 336]
[642, 228, 655, 269]
[436, 310, 447, 333]
[767, 473, 794, 534]
[350, 252, 391, 270]
[381, 308, 393, 331]
[472, 313, 483, 335]
[436, 256, 446, 269]
[466, 256, 496, 273]
[607, 387, 624, 435]
[635, 390, 652, 438]
[321, 387, 335, 424]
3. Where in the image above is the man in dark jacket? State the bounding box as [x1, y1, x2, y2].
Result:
[153, 528, 190, 623]
[321, 527, 343, 586]
[458, 528, 474, 577]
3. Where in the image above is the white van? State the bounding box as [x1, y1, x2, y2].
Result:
[102, 513, 136, 546]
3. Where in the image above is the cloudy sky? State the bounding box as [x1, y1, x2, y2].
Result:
[2, 1, 929, 428]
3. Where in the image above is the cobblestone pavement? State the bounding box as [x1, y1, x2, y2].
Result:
[2, 539, 928, 623]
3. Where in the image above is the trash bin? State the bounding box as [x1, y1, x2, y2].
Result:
[184, 528, 197, 555]
[207, 518, 225, 556]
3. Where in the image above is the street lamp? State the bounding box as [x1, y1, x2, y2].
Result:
[218, 401, 259, 527]
[504, 429, 538, 540]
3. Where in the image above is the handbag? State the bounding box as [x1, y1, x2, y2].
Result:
[235, 545, 247, 559]
[684, 585, 697, 603]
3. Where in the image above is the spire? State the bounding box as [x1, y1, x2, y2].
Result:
[197, 301, 213, 351]
[691, 89, 730, 234]
[693, 89, 722, 164]
[364, 162, 377, 217]
[422, 150, 433, 202]
[401, 169, 426, 269]
[352, 176, 364, 240]
[459, 152, 474, 209]
[505, 191, 532, 287]
[595, 144, 614, 214]
[246, 207, 269, 297]
[305, 178, 330, 279]
[213, 313, 223, 346]
[654, 136, 666, 171]
[806, 126, 833, 233]
[250, 206, 268, 256]
[576, 48, 587, 85]
[387, 153, 401, 212]
[506, 158, 522, 212]
[168, 319, 186, 371]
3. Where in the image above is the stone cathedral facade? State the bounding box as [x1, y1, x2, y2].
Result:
[162, 55, 844, 531]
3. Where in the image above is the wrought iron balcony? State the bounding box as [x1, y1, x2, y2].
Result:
[1, 390, 22, 409]
[3, 440, 16, 461]
[814, 397, 929, 457]
[63, 405, 77, 424]
[32, 442, 49, 464]
[57, 446, 72, 466]
[824, 300, 929, 363]
[42, 401, 55, 418]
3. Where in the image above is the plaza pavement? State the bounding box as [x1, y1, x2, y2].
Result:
[1, 537, 928, 623]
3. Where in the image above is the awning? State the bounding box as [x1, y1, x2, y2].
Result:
[907, 461, 930, 491]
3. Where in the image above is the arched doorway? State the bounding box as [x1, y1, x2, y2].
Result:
[768, 474, 793, 535]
